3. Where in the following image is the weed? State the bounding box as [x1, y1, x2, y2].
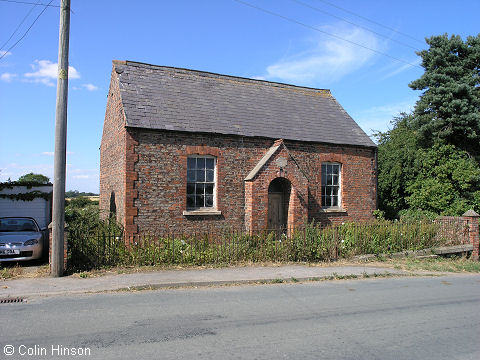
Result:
[0, 265, 22, 279]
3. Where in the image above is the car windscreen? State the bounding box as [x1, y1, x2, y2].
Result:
[0, 218, 38, 232]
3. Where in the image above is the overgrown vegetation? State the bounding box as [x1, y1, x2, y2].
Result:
[65, 213, 461, 272]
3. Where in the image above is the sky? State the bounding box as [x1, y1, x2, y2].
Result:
[0, 0, 479, 193]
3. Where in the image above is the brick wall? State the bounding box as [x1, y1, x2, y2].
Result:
[100, 65, 127, 225]
[436, 213, 479, 260]
[121, 128, 376, 236]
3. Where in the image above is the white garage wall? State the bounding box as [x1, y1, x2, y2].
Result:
[0, 185, 53, 228]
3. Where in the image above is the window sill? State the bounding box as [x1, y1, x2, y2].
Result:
[320, 208, 347, 213]
[183, 210, 222, 216]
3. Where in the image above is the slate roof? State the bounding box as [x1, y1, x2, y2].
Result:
[112, 60, 376, 148]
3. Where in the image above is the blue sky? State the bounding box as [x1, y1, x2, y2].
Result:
[1, 0, 479, 193]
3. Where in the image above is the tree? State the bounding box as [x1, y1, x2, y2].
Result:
[17, 173, 50, 184]
[375, 113, 419, 218]
[376, 33, 480, 218]
[406, 144, 480, 215]
[409, 34, 480, 157]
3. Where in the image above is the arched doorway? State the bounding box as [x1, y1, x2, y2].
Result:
[268, 177, 291, 230]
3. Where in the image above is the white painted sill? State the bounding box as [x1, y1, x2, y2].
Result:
[183, 210, 222, 216]
[320, 208, 347, 213]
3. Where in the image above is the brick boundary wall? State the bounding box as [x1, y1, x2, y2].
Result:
[436, 211, 479, 260]
[434, 216, 470, 245]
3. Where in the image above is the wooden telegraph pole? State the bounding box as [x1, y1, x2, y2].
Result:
[51, 0, 71, 277]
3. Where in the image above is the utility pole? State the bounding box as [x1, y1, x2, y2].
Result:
[51, 0, 71, 277]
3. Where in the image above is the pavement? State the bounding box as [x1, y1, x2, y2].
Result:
[0, 264, 415, 298]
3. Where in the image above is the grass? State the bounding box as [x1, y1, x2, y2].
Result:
[0, 265, 23, 280]
[0, 262, 49, 280]
[1, 257, 479, 281]
[387, 256, 480, 273]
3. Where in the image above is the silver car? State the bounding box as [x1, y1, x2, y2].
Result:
[0, 217, 46, 262]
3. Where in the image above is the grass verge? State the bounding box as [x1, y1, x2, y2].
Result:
[380, 256, 480, 273]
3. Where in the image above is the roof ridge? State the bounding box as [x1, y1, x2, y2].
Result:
[112, 59, 332, 95]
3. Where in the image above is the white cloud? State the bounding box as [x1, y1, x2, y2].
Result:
[0, 72, 17, 82]
[82, 83, 98, 91]
[259, 25, 381, 86]
[0, 51, 12, 58]
[382, 58, 422, 79]
[72, 175, 89, 179]
[24, 60, 80, 86]
[41, 151, 74, 156]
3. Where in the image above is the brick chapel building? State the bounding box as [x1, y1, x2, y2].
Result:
[100, 60, 377, 237]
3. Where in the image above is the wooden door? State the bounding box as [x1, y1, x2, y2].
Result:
[268, 193, 285, 230]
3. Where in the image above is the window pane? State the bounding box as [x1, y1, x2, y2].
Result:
[196, 183, 205, 195]
[332, 175, 338, 186]
[327, 164, 332, 175]
[205, 183, 213, 195]
[206, 158, 214, 170]
[321, 171, 327, 186]
[186, 195, 195, 209]
[332, 164, 339, 175]
[187, 170, 195, 182]
[187, 183, 195, 195]
[205, 195, 213, 207]
[187, 158, 196, 170]
[332, 196, 338, 207]
[327, 176, 333, 186]
[325, 196, 331, 207]
[196, 170, 205, 182]
[206, 169, 214, 182]
[332, 187, 338, 196]
[197, 158, 205, 169]
[196, 195, 204, 207]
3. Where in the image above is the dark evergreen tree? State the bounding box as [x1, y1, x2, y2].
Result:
[409, 34, 480, 157]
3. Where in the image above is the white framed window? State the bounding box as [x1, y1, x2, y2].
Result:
[321, 162, 341, 208]
[186, 156, 216, 210]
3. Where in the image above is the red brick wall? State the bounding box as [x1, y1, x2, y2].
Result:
[123, 128, 376, 235]
[436, 215, 479, 259]
[99, 66, 127, 224]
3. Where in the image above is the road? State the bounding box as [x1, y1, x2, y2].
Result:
[1, 275, 479, 359]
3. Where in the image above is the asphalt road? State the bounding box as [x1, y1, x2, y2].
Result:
[1, 275, 479, 360]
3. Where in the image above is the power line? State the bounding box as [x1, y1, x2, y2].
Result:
[0, 0, 59, 7]
[0, 0, 41, 54]
[233, 0, 422, 69]
[314, 0, 424, 44]
[288, 0, 421, 51]
[0, 0, 54, 60]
